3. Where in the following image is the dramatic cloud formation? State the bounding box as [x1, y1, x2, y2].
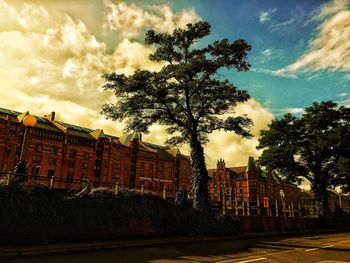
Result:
[275, 0, 350, 78]
[104, 0, 200, 39]
[0, 0, 275, 167]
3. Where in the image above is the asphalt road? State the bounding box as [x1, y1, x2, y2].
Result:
[2, 232, 350, 263]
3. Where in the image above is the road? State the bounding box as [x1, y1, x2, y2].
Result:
[2, 232, 350, 263]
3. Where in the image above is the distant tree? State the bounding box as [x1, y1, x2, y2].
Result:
[257, 101, 350, 216]
[330, 157, 350, 193]
[101, 21, 252, 213]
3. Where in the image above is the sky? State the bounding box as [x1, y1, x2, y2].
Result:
[0, 0, 349, 169]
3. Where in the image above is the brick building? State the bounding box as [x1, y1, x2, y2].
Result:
[208, 157, 302, 217]
[0, 107, 190, 198]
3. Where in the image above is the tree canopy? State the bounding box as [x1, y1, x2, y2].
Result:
[101, 21, 252, 213]
[257, 101, 350, 215]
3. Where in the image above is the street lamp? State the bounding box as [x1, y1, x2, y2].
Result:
[280, 189, 286, 218]
[12, 114, 37, 184]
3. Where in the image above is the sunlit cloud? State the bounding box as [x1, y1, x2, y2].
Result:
[103, 0, 200, 38]
[275, 0, 350, 78]
[0, 0, 275, 167]
[144, 99, 275, 168]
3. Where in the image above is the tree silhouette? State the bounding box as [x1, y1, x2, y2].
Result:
[102, 21, 252, 213]
[258, 101, 350, 216]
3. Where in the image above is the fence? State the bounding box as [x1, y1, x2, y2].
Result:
[209, 191, 313, 218]
[0, 171, 179, 200]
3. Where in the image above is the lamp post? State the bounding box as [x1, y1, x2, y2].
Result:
[12, 115, 37, 184]
[280, 189, 286, 218]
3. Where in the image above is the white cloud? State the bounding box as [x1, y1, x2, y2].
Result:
[0, 0, 175, 135]
[103, 0, 200, 38]
[0, 0, 274, 169]
[275, 0, 350, 78]
[261, 49, 273, 57]
[251, 67, 297, 78]
[256, 48, 284, 65]
[271, 18, 295, 32]
[258, 8, 277, 24]
[272, 107, 305, 117]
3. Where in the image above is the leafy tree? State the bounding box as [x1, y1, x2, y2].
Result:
[330, 157, 350, 193]
[101, 21, 252, 213]
[257, 101, 350, 216]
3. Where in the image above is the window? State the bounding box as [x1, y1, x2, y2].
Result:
[140, 162, 145, 176]
[67, 171, 73, 180]
[48, 157, 56, 165]
[83, 152, 89, 160]
[51, 146, 58, 154]
[114, 152, 121, 160]
[168, 167, 173, 176]
[112, 173, 120, 179]
[6, 147, 11, 156]
[69, 150, 76, 158]
[35, 144, 42, 152]
[48, 169, 55, 177]
[33, 156, 41, 163]
[31, 166, 40, 177]
[160, 165, 164, 179]
[112, 163, 120, 169]
[82, 162, 88, 169]
[68, 160, 75, 168]
[149, 163, 154, 177]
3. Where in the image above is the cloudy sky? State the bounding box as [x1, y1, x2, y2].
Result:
[0, 0, 349, 168]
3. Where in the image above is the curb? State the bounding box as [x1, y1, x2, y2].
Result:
[0, 229, 345, 258]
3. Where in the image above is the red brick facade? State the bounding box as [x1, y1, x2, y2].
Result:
[208, 157, 302, 217]
[0, 107, 190, 198]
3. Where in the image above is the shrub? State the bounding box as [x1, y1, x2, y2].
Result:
[0, 185, 241, 244]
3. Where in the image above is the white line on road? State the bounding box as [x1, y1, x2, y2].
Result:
[236, 258, 267, 263]
[305, 245, 334, 252]
[217, 257, 267, 263]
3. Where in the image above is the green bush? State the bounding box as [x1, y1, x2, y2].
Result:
[0, 185, 241, 244]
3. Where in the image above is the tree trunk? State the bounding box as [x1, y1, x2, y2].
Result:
[190, 136, 211, 214]
[312, 175, 330, 217]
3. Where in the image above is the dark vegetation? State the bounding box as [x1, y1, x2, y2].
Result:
[258, 101, 350, 216]
[101, 21, 252, 213]
[0, 185, 241, 245]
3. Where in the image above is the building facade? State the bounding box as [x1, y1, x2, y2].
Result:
[0, 107, 190, 198]
[208, 157, 302, 217]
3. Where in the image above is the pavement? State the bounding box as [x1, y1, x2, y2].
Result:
[0, 229, 343, 259]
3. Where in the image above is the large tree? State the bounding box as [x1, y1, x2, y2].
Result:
[101, 21, 252, 213]
[257, 101, 350, 216]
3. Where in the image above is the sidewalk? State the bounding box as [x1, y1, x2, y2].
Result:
[0, 229, 343, 258]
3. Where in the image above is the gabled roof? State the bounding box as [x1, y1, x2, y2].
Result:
[89, 129, 106, 140]
[0, 106, 115, 140]
[228, 166, 247, 175]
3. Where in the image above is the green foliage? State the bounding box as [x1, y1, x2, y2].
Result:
[101, 21, 253, 213]
[0, 185, 241, 245]
[103, 21, 252, 146]
[257, 101, 350, 214]
[102, 21, 252, 145]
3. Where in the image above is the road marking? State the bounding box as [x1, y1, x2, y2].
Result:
[236, 258, 267, 263]
[305, 245, 334, 252]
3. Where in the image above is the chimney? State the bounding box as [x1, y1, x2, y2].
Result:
[50, 111, 55, 121]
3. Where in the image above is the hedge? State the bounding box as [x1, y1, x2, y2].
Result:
[0, 185, 241, 244]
